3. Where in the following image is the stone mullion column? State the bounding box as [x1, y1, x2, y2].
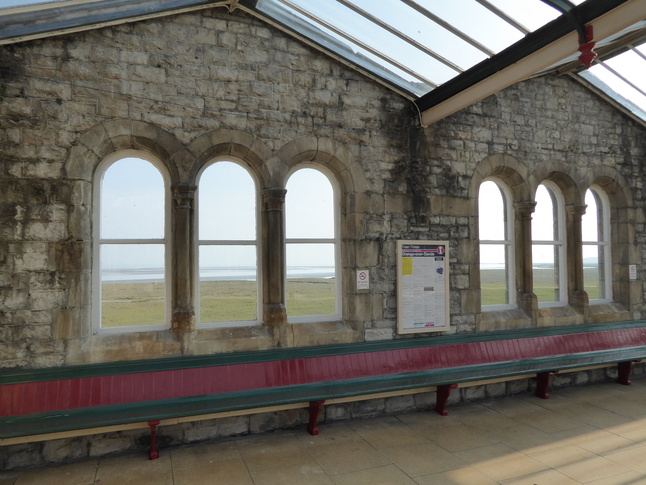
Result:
[171, 184, 196, 331]
[567, 203, 589, 315]
[262, 188, 287, 326]
[515, 201, 538, 321]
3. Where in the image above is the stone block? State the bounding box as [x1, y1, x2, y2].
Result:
[216, 416, 249, 437]
[42, 437, 89, 463]
[250, 412, 277, 434]
[385, 395, 415, 415]
[463, 385, 486, 401]
[89, 434, 132, 457]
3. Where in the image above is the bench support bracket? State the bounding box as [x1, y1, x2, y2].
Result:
[435, 384, 458, 416]
[148, 420, 160, 460]
[618, 361, 635, 385]
[535, 371, 555, 399]
[308, 400, 325, 436]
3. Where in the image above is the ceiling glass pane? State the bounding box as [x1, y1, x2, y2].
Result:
[257, 0, 435, 95]
[347, 0, 488, 71]
[588, 63, 646, 113]
[283, 0, 459, 86]
[604, 50, 646, 95]
[485, 0, 561, 32]
[415, 0, 524, 53]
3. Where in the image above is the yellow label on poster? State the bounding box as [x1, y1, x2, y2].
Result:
[401, 257, 413, 275]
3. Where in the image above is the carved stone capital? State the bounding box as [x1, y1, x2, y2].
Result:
[262, 188, 287, 211]
[566, 203, 587, 221]
[515, 201, 536, 219]
[172, 184, 196, 210]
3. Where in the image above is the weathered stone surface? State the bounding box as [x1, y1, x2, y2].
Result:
[0, 4, 645, 463]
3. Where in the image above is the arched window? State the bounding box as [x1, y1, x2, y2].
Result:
[93, 154, 169, 331]
[582, 187, 612, 302]
[197, 161, 259, 325]
[285, 167, 340, 322]
[532, 183, 567, 307]
[479, 179, 515, 309]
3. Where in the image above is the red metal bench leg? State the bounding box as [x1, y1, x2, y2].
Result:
[435, 384, 457, 416]
[618, 361, 634, 385]
[148, 420, 160, 460]
[307, 400, 324, 436]
[535, 371, 552, 399]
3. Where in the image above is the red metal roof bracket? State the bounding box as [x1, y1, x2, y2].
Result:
[578, 24, 597, 69]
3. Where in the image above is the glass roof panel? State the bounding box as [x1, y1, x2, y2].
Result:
[485, 0, 561, 32]
[588, 60, 646, 113]
[417, 0, 525, 53]
[603, 50, 646, 95]
[347, 0, 488, 71]
[283, 0, 460, 86]
[256, 0, 575, 100]
[0, 0, 64, 9]
[256, 0, 434, 96]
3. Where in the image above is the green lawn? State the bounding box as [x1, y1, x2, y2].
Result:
[101, 278, 336, 327]
[481, 267, 600, 305]
[102, 268, 600, 326]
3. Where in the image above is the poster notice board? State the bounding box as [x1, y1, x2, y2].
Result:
[397, 240, 449, 334]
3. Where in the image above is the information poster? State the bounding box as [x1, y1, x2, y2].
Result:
[397, 240, 449, 334]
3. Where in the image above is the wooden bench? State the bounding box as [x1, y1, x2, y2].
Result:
[2, 320, 646, 460]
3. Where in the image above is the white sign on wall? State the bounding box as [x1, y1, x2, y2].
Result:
[396, 240, 450, 334]
[356, 269, 370, 290]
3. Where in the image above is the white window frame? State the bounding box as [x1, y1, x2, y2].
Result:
[583, 186, 612, 304]
[92, 150, 171, 334]
[195, 158, 261, 328]
[533, 181, 567, 308]
[479, 178, 516, 311]
[285, 164, 342, 324]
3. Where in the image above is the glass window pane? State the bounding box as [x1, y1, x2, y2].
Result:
[199, 162, 256, 241]
[199, 245, 257, 323]
[532, 245, 560, 303]
[286, 243, 335, 317]
[286, 169, 334, 239]
[101, 158, 165, 239]
[532, 185, 555, 241]
[582, 189, 599, 242]
[479, 181, 505, 240]
[480, 244, 508, 305]
[100, 244, 165, 327]
[583, 245, 600, 300]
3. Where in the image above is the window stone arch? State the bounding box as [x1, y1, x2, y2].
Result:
[59, 120, 189, 343]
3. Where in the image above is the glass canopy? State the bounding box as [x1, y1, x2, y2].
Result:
[249, 0, 646, 123]
[254, 0, 567, 97]
[0, 0, 644, 124]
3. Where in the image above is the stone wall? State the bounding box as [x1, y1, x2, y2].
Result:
[0, 5, 645, 369]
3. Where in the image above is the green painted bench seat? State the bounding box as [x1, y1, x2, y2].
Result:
[2, 321, 646, 458]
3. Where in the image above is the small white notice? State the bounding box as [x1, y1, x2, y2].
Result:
[630, 264, 637, 280]
[356, 269, 370, 290]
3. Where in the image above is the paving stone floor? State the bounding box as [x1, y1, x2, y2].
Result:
[4, 375, 646, 484]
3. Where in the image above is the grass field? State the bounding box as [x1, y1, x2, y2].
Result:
[102, 267, 601, 326]
[101, 278, 336, 327]
[481, 267, 600, 305]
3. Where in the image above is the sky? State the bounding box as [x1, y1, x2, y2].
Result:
[100, 158, 336, 273]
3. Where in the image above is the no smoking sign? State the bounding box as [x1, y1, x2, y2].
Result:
[356, 269, 370, 290]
